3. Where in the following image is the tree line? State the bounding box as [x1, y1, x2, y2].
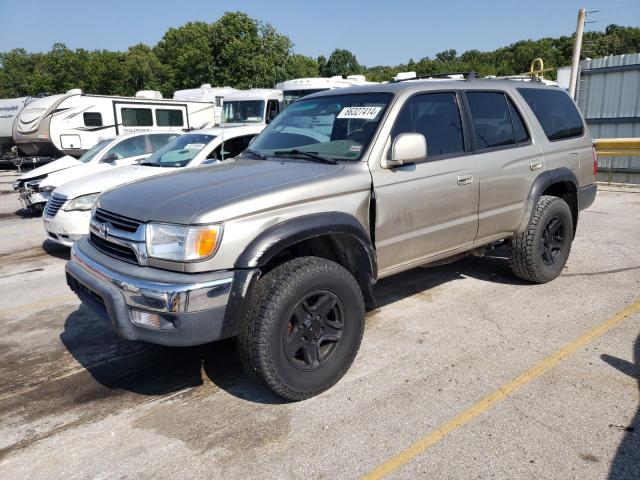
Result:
[1, 11, 639, 99]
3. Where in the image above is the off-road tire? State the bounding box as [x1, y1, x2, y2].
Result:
[509, 195, 574, 283]
[237, 256, 365, 401]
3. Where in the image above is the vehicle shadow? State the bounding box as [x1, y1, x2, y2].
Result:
[60, 252, 528, 403]
[602, 334, 640, 479]
[42, 239, 71, 260]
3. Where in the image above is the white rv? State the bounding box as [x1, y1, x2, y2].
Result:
[12, 88, 216, 159]
[276, 75, 376, 106]
[222, 89, 283, 125]
[0, 96, 30, 157]
[173, 84, 238, 125]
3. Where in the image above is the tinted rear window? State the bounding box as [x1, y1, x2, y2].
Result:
[517, 88, 584, 141]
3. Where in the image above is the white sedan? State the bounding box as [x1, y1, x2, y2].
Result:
[14, 131, 179, 213]
[43, 124, 265, 246]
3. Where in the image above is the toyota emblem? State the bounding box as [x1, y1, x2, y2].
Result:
[99, 223, 109, 239]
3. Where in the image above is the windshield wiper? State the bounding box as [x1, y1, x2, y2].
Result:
[139, 161, 160, 166]
[241, 149, 267, 160]
[273, 149, 337, 165]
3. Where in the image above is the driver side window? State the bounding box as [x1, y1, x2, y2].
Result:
[392, 92, 465, 158]
[104, 136, 147, 160]
[207, 135, 257, 160]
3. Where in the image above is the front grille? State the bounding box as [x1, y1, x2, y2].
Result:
[94, 208, 141, 233]
[90, 232, 138, 264]
[44, 193, 67, 218]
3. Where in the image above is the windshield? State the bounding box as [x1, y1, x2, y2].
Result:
[283, 89, 329, 107]
[247, 92, 393, 161]
[78, 139, 112, 163]
[223, 100, 265, 123]
[143, 133, 216, 168]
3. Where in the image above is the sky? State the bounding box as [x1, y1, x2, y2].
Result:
[1, 0, 639, 66]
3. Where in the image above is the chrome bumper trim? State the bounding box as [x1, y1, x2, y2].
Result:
[70, 243, 233, 313]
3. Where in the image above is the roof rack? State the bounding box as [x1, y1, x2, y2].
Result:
[393, 71, 478, 82]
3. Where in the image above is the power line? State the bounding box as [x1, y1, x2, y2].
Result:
[586, 2, 640, 14]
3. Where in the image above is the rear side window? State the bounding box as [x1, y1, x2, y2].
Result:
[156, 109, 184, 127]
[517, 88, 584, 141]
[83, 112, 103, 127]
[121, 108, 153, 127]
[104, 136, 148, 159]
[392, 92, 465, 157]
[466, 92, 530, 149]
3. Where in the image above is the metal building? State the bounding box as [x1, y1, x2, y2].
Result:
[575, 53, 640, 184]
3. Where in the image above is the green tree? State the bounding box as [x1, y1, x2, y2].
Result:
[124, 44, 167, 94]
[209, 12, 292, 88]
[155, 21, 215, 93]
[283, 54, 319, 79]
[323, 48, 362, 77]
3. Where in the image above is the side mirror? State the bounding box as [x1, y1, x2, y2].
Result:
[384, 133, 427, 168]
[101, 152, 119, 163]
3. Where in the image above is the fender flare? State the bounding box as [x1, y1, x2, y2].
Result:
[517, 167, 579, 233]
[235, 212, 378, 282]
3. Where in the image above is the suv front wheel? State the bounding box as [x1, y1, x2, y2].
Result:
[237, 256, 365, 400]
[509, 195, 574, 283]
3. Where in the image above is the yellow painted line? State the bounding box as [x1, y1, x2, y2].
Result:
[362, 299, 640, 480]
[0, 293, 77, 317]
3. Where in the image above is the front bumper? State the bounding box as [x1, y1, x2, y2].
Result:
[65, 238, 259, 346]
[43, 209, 91, 246]
[19, 188, 50, 209]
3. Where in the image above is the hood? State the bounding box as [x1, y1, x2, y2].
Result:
[19, 155, 81, 181]
[99, 159, 349, 224]
[56, 164, 176, 199]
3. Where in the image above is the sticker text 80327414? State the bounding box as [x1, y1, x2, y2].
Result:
[337, 106, 382, 120]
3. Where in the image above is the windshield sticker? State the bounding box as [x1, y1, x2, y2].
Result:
[337, 106, 382, 120]
[349, 145, 362, 153]
[184, 143, 205, 149]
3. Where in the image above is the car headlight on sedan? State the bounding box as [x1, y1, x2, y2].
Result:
[62, 193, 100, 212]
[145, 223, 223, 262]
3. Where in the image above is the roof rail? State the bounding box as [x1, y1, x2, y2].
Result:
[393, 71, 478, 82]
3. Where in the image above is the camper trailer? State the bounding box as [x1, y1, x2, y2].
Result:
[173, 84, 238, 125]
[12, 88, 216, 159]
[275, 75, 376, 106]
[0, 96, 30, 167]
[221, 89, 283, 125]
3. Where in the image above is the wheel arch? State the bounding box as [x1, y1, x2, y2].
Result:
[518, 167, 579, 236]
[235, 212, 378, 307]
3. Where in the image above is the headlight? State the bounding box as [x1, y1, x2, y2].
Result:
[145, 223, 223, 262]
[63, 193, 100, 212]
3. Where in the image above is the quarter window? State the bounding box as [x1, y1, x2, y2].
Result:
[156, 109, 184, 127]
[467, 92, 526, 149]
[517, 88, 584, 141]
[392, 92, 465, 157]
[121, 108, 153, 127]
[83, 112, 103, 127]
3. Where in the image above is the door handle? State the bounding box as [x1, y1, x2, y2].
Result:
[457, 174, 473, 186]
[529, 159, 543, 171]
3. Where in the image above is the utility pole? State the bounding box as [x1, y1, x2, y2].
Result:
[568, 8, 586, 99]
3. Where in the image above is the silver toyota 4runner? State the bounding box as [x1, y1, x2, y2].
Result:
[65, 79, 597, 400]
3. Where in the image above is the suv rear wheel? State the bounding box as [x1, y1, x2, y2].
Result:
[237, 256, 365, 400]
[509, 195, 574, 283]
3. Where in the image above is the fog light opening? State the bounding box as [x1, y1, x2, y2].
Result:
[130, 309, 177, 330]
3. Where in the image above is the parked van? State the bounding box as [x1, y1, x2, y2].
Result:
[15, 131, 179, 213]
[276, 75, 376, 106]
[173, 84, 239, 125]
[12, 88, 215, 159]
[222, 89, 283, 125]
[44, 124, 265, 246]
